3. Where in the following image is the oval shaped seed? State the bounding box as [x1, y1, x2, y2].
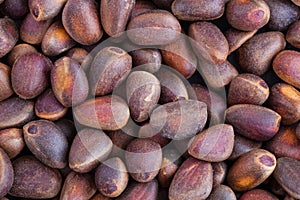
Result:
[12, 52, 52, 99]
[212, 162, 227, 187]
[66, 47, 89, 65]
[228, 73, 269, 106]
[266, 0, 299, 31]
[268, 83, 300, 125]
[226, 0, 270, 31]
[51, 57, 89, 107]
[189, 124, 234, 162]
[29, 0, 67, 21]
[286, 21, 300, 49]
[273, 50, 300, 89]
[0, 17, 18, 58]
[0, 0, 29, 19]
[225, 104, 281, 141]
[125, 139, 162, 183]
[130, 0, 156, 19]
[23, 120, 68, 169]
[127, 10, 181, 45]
[265, 125, 300, 160]
[0, 128, 24, 159]
[90, 46, 132, 96]
[227, 149, 276, 191]
[0, 63, 13, 101]
[238, 31, 286, 75]
[41, 21, 75, 56]
[127, 71, 161, 122]
[207, 185, 236, 200]
[131, 48, 161, 73]
[0, 148, 14, 199]
[69, 128, 113, 173]
[155, 67, 189, 104]
[225, 28, 257, 54]
[95, 157, 129, 197]
[7, 43, 37, 66]
[229, 134, 262, 160]
[101, 0, 135, 36]
[74, 95, 130, 131]
[150, 100, 207, 140]
[172, 0, 224, 21]
[169, 157, 213, 200]
[62, 0, 103, 45]
[274, 157, 300, 199]
[20, 13, 52, 44]
[189, 21, 228, 64]
[161, 33, 197, 78]
[60, 171, 97, 200]
[0, 97, 34, 129]
[240, 189, 279, 200]
[116, 179, 158, 200]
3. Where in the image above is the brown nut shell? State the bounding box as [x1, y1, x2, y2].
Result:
[0, 128, 24, 159]
[286, 20, 300, 49]
[7, 43, 37, 66]
[0, 148, 14, 199]
[239, 189, 279, 200]
[0, 63, 13, 101]
[131, 48, 161, 73]
[0, 0, 29, 19]
[29, 0, 67, 21]
[0, 17, 18, 58]
[207, 185, 236, 200]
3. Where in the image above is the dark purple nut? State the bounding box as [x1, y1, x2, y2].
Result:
[138, 123, 170, 147]
[268, 83, 300, 125]
[107, 129, 135, 157]
[191, 84, 227, 125]
[161, 33, 197, 79]
[91, 193, 112, 200]
[12, 52, 52, 99]
[7, 43, 37, 66]
[155, 67, 188, 104]
[229, 134, 262, 160]
[65, 47, 89, 65]
[62, 0, 103, 45]
[274, 157, 300, 199]
[60, 172, 97, 200]
[0, 97, 34, 129]
[151, 0, 173, 10]
[130, 48, 161, 73]
[189, 21, 229, 64]
[0, 148, 14, 199]
[9, 156, 62, 199]
[35, 89, 68, 121]
[0, 0, 29, 19]
[20, 13, 52, 44]
[171, 0, 225, 21]
[169, 157, 213, 200]
[157, 148, 182, 188]
[238, 31, 286, 76]
[101, 0, 135, 36]
[74, 95, 130, 131]
[127, 10, 181, 46]
[266, 0, 300, 31]
[240, 189, 279, 200]
[265, 125, 300, 160]
[23, 120, 68, 169]
[188, 124, 234, 162]
[225, 104, 281, 141]
[95, 157, 129, 197]
[29, 0, 67, 21]
[125, 139, 162, 183]
[228, 73, 269, 106]
[226, 0, 270, 31]
[286, 21, 300, 49]
[198, 60, 239, 89]
[0, 63, 13, 101]
[0, 17, 18, 58]
[212, 162, 227, 187]
[207, 185, 236, 200]
[90, 46, 132, 96]
[273, 50, 300, 89]
[150, 100, 207, 140]
[116, 179, 158, 200]
[126, 71, 161, 122]
[41, 21, 76, 56]
[291, 0, 300, 6]
[51, 57, 89, 107]
[55, 119, 77, 144]
[225, 28, 257, 54]
[69, 128, 113, 173]
[0, 128, 25, 159]
[130, 0, 156, 19]
[227, 149, 276, 191]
